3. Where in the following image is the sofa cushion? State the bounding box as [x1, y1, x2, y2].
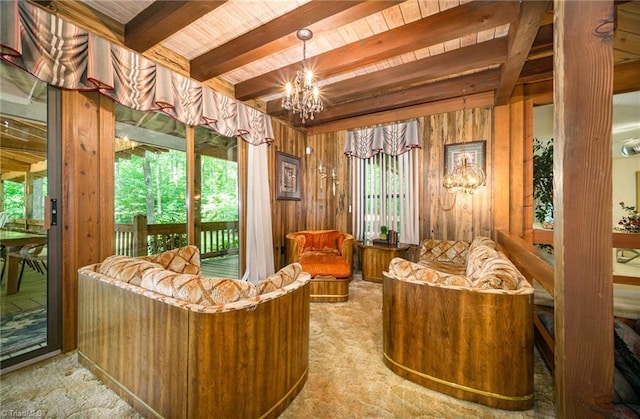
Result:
[615, 368, 639, 405]
[389, 258, 470, 287]
[418, 259, 466, 276]
[298, 230, 344, 255]
[466, 246, 523, 291]
[256, 263, 302, 294]
[468, 236, 496, 253]
[140, 268, 257, 305]
[141, 245, 201, 275]
[299, 251, 351, 278]
[614, 320, 640, 400]
[97, 255, 164, 286]
[420, 239, 468, 264]
[465, 244, 499, 280]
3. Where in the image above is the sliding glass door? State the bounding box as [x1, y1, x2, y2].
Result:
[0, 61, 62, 373]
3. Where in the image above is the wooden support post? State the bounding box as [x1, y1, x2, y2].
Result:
[133, 214, 147, 257]
[553, 0, 614, 416]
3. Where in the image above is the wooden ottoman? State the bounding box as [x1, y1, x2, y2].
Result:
[310, 275, 349, 302]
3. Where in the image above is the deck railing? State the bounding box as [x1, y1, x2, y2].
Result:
[3, 218, 45, 234]
[115, 214, 239, 258]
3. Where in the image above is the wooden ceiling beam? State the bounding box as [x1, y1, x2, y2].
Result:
[125, 1, 227, 53]
[518, 55, 553, 84]
[0, 157, 32, 172]
[529, 23, 554, 60]
[313, 37, 507, 109]
[276, 69, 500, 127]
[235, 0, 519, 101]
[305, 91, 496, 136]
[0, 136, 47, 153]
[494, 0, 551, 106]
[191, 1, 402, 81]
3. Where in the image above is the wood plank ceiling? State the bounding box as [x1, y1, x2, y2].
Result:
[22, 0, 640, 131]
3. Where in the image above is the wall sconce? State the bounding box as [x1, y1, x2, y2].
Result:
[331, 168, 339, 196]
[318, 161, 327, 190]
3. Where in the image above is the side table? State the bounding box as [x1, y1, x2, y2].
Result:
[357, 241, 410, 283]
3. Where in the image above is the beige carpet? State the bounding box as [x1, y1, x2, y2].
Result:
[1, 276, 556, 418]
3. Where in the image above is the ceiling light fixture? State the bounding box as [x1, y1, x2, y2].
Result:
[442, 91, 486, 195]
[282, 28, 323, 123]
[621, 138, 640, 156]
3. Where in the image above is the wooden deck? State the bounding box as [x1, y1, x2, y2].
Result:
[1, 263, 46, 314]
[201, 255, 239, 279]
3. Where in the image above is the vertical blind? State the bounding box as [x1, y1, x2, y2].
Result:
[347, 120, 420, 245]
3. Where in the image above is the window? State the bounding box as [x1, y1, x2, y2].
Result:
[352, 151, 419, 245]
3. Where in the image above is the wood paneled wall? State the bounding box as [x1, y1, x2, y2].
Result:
[418, 106, 494, 242]
[269, 102, 496, 271]
[269, 120, 306, 270]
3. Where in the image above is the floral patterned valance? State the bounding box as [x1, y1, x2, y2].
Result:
[0, 0, 274, 145]
[344, 120, 420, 159]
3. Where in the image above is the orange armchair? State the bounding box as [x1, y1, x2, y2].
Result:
[285, 230, 353, 302]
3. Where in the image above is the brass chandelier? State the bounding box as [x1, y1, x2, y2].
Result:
[282, 28, 323, 123]
[442, 92, 486, 194]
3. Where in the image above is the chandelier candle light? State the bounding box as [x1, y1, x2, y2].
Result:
[442, 92, 486, 194]
[282, 29, 323, 123]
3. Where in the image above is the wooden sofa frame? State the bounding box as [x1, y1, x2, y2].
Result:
[382, 274, 534, 411]
[77, 266, 310, 419]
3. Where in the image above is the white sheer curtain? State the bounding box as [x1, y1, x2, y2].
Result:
[242, 143, 275, 284]
[347, 120, 420, 245]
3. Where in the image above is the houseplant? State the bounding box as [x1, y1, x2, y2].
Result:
[533, 138, 554, 226]
[380, 226, 388, 240]
[616, 202, 640, 233]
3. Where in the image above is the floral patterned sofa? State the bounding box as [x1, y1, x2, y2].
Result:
[382, 236, 534, 410]
[77, 246, 311, 419]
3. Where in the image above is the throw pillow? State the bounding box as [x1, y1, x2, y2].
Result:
[388, 258, 469, 287]
[256, 263, 302, 294]
[141, 245, 201, 275]
[468, 236, 496, 253]
[420, 239, 468, 264]
[614, 320, 640, 399]
[468, 249, 522, 290]
[98, 255, 164, 286]
[140, 268, 257, 305]
[465, 244, 499, 280]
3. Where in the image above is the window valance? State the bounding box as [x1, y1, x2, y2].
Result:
[0, 0, 274, 145]
[344, 120, 420, 159]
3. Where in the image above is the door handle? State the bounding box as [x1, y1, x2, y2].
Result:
[44, 196, 57, 229]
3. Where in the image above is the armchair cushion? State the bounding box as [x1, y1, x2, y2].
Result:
[299, 252, 351, 278]
[286, 230, 353, 280]
[296, 230, 345, 255]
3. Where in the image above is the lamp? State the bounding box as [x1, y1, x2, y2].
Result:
[282, 29, 324, 123]
[442, 92, 486, 195]
[318, 161, 327, 190]
[331, 167, 339, 196]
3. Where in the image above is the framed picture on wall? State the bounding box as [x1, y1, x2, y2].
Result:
[444, 140, 486, 175]
[276, 151, 302, 201]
